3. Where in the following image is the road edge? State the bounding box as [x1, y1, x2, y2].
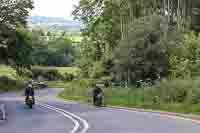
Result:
[56, 95, 200, 124]
[110, 105, 200, 123]
[39, 103, 89, 133]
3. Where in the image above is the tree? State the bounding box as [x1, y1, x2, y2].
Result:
[31, 33, 75, 67]
[0, 0, 33, 69]
[114, 15, 183, 85]
[73, 0, 121, 77]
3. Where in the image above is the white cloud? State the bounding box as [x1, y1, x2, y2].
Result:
[30, 0, 79, 20]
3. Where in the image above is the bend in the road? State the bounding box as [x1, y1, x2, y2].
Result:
[40, 103, 89, 133]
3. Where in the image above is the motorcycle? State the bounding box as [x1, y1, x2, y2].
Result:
[25, 96, 34, 109]
[94, 93, 104, 107]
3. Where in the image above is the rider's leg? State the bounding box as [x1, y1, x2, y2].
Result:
[25, 96, 28, 102]
[32, 96, 35, 104]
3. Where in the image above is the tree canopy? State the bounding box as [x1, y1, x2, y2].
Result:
[0, 0, 33, 69]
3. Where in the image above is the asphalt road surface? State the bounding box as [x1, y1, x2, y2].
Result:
[1, 88, 200, 133]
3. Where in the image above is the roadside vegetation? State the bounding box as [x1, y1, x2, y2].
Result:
[2, 0, 200, 116]
[0, 65, 25, 92]
[50, 77, 200, 115]
[0, 0, 77, 91]
[49, 0, 200, 115]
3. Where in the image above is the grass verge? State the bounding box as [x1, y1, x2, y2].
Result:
[48, 77, 200, 115]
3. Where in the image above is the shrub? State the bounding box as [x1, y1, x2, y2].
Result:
[169, 32, 200, 78]
[89, 61, 105, 79]
[62, 73, 74, 81]
[0, 76, 25, 92]
[100, 76, 113, 87]
[46, 69, 61, 81]
[16, 69, 32, 79]
[31, 67, 62, 81]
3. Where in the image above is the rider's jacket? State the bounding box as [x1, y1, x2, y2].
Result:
[25, 86, 34, 96]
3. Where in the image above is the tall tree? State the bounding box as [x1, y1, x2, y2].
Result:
[73, 0, 121, 77]
[0, 0, 33, 69]
[74, 1, 120, 55]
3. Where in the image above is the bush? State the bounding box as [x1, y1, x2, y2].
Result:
[100, 76, 113, 87]
[16, 69, 32, 79]
[54, 77, 200, 114]
[46, 69, 61, 81]
[169, 32, 200, 78]
[62, 73, 74, 81]
[0, 76, 25, 92]
[89, 61, 105, 79]
[31, 67, 62, 81]
[56, 78, 96, 102]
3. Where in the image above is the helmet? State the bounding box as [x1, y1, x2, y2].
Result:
[28, 84, 32, 88]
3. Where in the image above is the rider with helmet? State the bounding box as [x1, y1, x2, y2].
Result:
[92, 82, 104, 106]
[25, 80, 35, 105]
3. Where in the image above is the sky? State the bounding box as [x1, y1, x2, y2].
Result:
[30, 0, 79, 20]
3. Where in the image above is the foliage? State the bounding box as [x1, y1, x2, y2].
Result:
[0, 76, 25, 92]
[62, 73, 74, 82]
[169, 32, 200, 78]
[73, 0, 121, 77]
[0, 65, 17, 79]
[88, 61, 105, 78]
[52, 77, 200, 115]
[113, 15, 183, 85]
[31, 67, 62, 81]
[55, 79, 95, 102]
[31, 66, 81, 81]
[0, 64, 31, 80]
[0, 0, 33, 69]
[52, 0, 200, 115]
[31, 30, 75, 67]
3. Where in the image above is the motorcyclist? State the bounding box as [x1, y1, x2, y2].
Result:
[93, 83, 104, 106]
[25, 81, 35, 105]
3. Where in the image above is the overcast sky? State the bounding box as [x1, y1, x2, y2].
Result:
[30, 0, 79, 20]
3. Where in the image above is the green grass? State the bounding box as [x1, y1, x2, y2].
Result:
[0, 65, 26, 92]
[0, 65, 17, 79]
[48, 77, 200, 115]
[71, 35, 82, 43]
[46, 81, 68, 88]
[55, 67, 81, 76]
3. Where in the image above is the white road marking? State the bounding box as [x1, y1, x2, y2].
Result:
[39, 104, 80, 133]
[40, 103, 90, 133]
[113, 108, 200, 124]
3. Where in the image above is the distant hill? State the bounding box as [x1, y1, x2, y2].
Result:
[28, 16, 81, 32]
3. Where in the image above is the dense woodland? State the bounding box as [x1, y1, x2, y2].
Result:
[72, 0, 200, 87]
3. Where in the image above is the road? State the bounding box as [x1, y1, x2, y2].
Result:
[1, 88, 200, 133]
